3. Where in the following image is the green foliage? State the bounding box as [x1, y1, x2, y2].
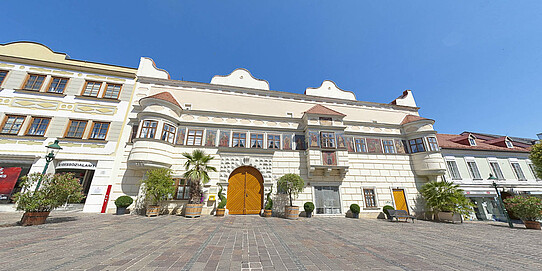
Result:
[277, 173, 305, 207]
[304, 202, 315, 213]
[217, 184, 227, 209]
[182, 149, 217, 203]
[530, 142, 542, 179]
[142, 168, 175, 205]
[265, 187, 273, 210]
[350, 204, 360, 214]
[13, 173, 84, 212]
[420, 181, 474, 215]
[115, 195, 133, 208]
[504, 195, 542, 221]
[383, 205, 394, 216]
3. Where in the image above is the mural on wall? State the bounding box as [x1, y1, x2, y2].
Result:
[345, 136, 355, 152]
[367, 138, 383, 153]
[283, 134, 292, 150]
[219, 130, 230, 147]
[294, 134, 306, 150]
[394, 139, 406, 154]
[176, 127, 186, 145]
[308, 131, 320, 148]
[205, 129, 217, 147]
[322, 151, 337, 166]
[336, 133, 346, 149]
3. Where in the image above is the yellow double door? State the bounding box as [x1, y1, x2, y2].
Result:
[392, 189, 409, 214]
[227, 167, 263, 215]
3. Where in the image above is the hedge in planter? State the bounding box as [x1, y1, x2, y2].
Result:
[277, 173, 305, 220]
[350, 204, 360, 218]
[383, 205, 394, 220]
[504, 195, 542, 230]
[216, 184, 227, 216]
[141, 168, 175, 217]
[304, 202, 315, 218]
[263, 187, 273, 217]
[115, 195, 133, 215]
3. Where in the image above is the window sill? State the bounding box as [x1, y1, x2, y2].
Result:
[74, 95, 120, 103]
[0, 134, 46, 140]
[14, 89, 67, 97]
[363, 207, 380, 211]
[59, 138, 108, 143]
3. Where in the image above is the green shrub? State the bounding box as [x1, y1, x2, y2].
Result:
[383, 205, 394, 216]
[304, 202, 315, 213]
[420, 180, 474, 215]
[115, 195, 133, 208]
[504, 195, 542, 221]
[217, 184, 227, 209]
[277, 174, 305, 207]
[142, 168, 175, 206]
[264, 187, 273, 210]
[350, 204, 360, 214]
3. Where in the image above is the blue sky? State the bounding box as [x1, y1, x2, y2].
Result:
[2, 1, 540, 138]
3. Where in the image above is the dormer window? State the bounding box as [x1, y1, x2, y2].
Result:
[505, 139, 513, 148]
[468, 135, 476, 146]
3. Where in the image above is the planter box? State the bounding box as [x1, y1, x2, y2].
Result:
[438, 212, 462, 223]
[185, 204, 203, 218]
[285, 206, 299, 220]
[20, 211, 50, 226]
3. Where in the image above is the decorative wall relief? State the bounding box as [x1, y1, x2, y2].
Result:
[294, 134, 306, 150]
[367, 138, 383, 153]
[205, 129, 217, 147]
[219, 130, 230, 147]
[283, 133, 292, 150]
[308, 131, 320, 148]
[219, 155, 273, 184]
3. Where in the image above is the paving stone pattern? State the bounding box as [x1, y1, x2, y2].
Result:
[0, 212, 541, 270]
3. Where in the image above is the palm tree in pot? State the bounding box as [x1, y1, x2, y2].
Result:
[420, 180, 473, 222]
[183, 149, 217, 218]
[277, 173, 305, 220]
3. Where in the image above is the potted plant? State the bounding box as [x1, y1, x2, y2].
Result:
[277, 173, 305, 220]
[13, 172, 84, 226]
[216, 184, 226, 216]
[304, 202, 315, 218]
[114, 195, 133, 215]
[504, 195, 542, 230]
[420, 180, 474, 223]
[350, 204, 361, 218]
[383, 205, 394, 220]
[263, 187, 273, 217]
[183, 150, 217, 218]
[141, 168, 175, 217]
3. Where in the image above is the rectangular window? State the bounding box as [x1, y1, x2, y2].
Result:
[321, 132, 335, 148]
[408, 138, 425, 153]
[319, 117, 332, 126]
[89, 122, 109, 140]
[467, 161, 482, 180]
[250, 133, 263, 148]
[0, 70, 8, 86]
[1, 115, 25, 135]
[139, 120, 158, 139]
[427, 137, 439, 151]
[47, 77, 69, 93]
[173, 178, 190, 200]
[489, 162, 505, 180]
[446, 160, 461, 180]
[102, 83, 122, 99]
[314, 186, 341, 214]
[382, 140, 396, 154]
[26, 117, 50, 136]
[363, 189, 377, 207]
[65, 120, 88, 139]
[187, 129, 204, 146]
[267, 134, 280, 149]
[23, 74, 46, 91]
[232, 132, 246, 148]
[511, 163, 526, 181]
[355, 138, 367, 152]
[161, 123, 176, 143]
[82, 81, 102, 97]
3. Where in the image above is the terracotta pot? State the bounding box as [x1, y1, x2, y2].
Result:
[216, 208, 225, 216]
[263, 209, 272, 217]
[20, 211, 50, 226]
[285, 206, 299, 220]
[146, 205, 160, 217]
[523, 220, 541, 230]
[185, 203, 203, 218]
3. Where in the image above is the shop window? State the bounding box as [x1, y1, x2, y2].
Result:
[322, 151, 337, 166]
[173, 178, 190, 200]
[250, 133, 263, 148]
[466, 161, 482, 180]
[47, 77, 69, 94]
[355, 138, 367, 152]
[382, 140, 396, 154]
[511, 162, 526, 181]
[102, 83, 122, 99]
[140, 120, 158, 139]
[446, 160, 461, 180]
[186, 129, 204, 146]
[26, 117, 50, 136]
[320, 132, 335, 148]
[427, 137, 439, 151]
[268, 134, 280, 149]
[0, 115, 25, 135]
[408, 138, 425, 153]
[161, 123, 176, 143]
[89, 122, 109, 140]
[0, 70, 8, 86]
[81, 81, 102, 97]
[314, 186, 341, 214]
[489, 162, 505, 180]
[363, 188, 377, 207]
[65, 120, 88, 139]
[232, 132, 246, 148]
[22, 74, 46, 91]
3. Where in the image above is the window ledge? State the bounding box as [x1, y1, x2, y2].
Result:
[363, 207, 380, 211]
[59, 138, 108, 144]
[74, 95, 120, 103]
[0, 134, 46, 140]
[14, 89, 67, 97]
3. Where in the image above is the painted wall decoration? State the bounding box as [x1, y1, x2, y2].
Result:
[308, 131, 320, 148]
[345, 136, 355, 152]
[205, 129, 217, 147]
[219, 130, 230, 147]
[336, 133, 346, 149]
[294, 135, 306, 150]
[322, 151, 337, 166]
[366, 138, 383, 153]
[283, 134, 292, 150]
[176, 127, 186, 145]
[394, 139, 406, 154]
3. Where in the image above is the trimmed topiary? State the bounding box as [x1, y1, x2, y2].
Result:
[115, 195, 133, 208]
[304, 202, 315, 213]
[350, 204, 360, 214]
[383, 205, 394, 216]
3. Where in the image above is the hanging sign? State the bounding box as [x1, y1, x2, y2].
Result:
[56, 161, 97, 170]
[0, 167, 22, 200]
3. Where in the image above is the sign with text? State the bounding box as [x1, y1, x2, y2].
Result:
[0, 167, 22, 199]
[56, 161, 97, 170]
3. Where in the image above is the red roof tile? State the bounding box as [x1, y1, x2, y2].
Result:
[143, 92, 182, 109]
[436, 133, 531, 153]
[304, 104, 346, 116]
[400, 114, 431, 125]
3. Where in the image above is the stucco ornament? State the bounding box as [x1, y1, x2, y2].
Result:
[219, 155, 273, 184]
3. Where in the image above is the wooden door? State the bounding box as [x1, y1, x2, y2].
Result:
[392, 189, 409, 214]
[226, 166, 263, 215]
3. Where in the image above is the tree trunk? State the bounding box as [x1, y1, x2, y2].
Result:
[289, 193, 293, 207]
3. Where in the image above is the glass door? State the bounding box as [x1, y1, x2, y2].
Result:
[314, 186, 341, 214]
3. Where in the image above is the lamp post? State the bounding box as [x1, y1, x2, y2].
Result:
[35, 140, 62, 192]
[489, 173, 513, 228]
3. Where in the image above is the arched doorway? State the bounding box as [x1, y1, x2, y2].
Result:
[227, 166, 264, 215]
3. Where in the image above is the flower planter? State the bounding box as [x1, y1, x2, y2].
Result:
[20, 211, 50, 226]
[437, 211, 462, 223]
[146, 205, 160, 217]
[285, 206, 299, 220]
[352, 212, 359, 219]
[215, 208, 225, 217]
[263, 209, 272, 217]
[116, 207, 127, 215]
[523, 220, 541, 230]
[185, 203, 203, 218]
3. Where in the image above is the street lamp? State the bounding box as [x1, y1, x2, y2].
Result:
[34, 140, 62, 192]
[489, 173, 513, 228]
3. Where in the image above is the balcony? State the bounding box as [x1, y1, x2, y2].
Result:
[306, 149, 349, 178]
[410, 151, 446, 176]
[128, 139, 175, 168]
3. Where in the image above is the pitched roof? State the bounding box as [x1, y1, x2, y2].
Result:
[304, 104, 346, 116]
[462, 131, 537, 146]
[436, 133, 531, 153]
[143, 92, 182, 109]
[400, 114, 431, 125]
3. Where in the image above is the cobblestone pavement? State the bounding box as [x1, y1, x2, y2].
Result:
[0, 212, 541, 271]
